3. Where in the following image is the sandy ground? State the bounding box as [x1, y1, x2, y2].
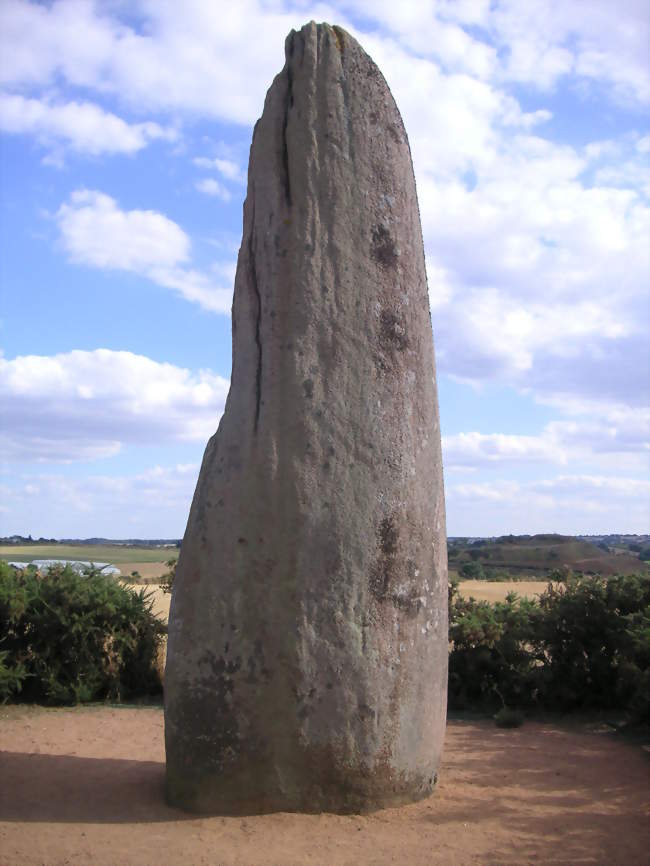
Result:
[0, 706, 647, 866]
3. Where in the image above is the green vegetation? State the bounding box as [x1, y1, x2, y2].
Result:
[160, 557, 177, 595]
[0, 561, 165, 704]
[449, 572, 650, 724]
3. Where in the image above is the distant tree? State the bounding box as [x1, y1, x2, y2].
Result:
[460, 562, 486, 580]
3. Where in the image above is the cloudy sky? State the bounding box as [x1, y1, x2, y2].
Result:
[1, 0, 648, 538]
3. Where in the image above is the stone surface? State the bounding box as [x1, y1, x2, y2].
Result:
[164, 21, 447, 815]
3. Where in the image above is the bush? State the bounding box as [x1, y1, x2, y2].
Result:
[494, 707, 525, 728]
[448, 573, 650, 723]
[459, 561, 486, 580]
[449, 591, 541, 712]
[160, 557, 177, 595]
[0, 561, 166, 704]
[536, 573, 650, 715]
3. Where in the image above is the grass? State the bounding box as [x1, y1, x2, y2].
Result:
[0, 544, 175, 564]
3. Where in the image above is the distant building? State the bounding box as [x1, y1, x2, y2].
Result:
[9, 560, 121, 576]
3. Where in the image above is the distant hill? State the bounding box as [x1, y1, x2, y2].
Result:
[448, 533, 647, 578]
[1, 536, 180, 548]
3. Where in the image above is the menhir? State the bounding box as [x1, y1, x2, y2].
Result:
[164, 20, 447, 814]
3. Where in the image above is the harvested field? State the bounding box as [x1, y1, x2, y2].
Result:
[138, 584, 171, 622]
[120, 561, 170, 581]
[0, 705, 647, 866]
[458, 580, 556, 603]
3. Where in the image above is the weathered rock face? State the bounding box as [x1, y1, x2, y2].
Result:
[164, 21, 447, 815]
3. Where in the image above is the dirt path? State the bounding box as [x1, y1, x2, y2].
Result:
[1, 706, 647, 866]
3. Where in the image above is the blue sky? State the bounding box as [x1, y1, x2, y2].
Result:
[1, 0, 648, 538]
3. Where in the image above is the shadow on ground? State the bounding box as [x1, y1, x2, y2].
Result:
[0, 752, 188, 824]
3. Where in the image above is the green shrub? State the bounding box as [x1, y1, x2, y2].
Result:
[0, 650, 28, 702]
[160, 557, 177, 595]
[536, 573, 650, 714]
[494, 707, 525, 728]
[0, 561, 165, 704]
[448, 573, 650, 723]
[449, 591, 541, 711]
[459, 561, 486, 580]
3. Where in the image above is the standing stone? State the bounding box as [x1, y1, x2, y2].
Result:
[165, 21, 447, 814]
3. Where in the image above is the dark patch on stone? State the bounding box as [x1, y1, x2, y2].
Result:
[369, 515, 399, 601]
[379, 516, 398, 556]
[371, 224, 398, 269]
[379, 309, 408, 351]
[387, 123, 401, 144]
[302, 378, 314, 398]
[358, 703, 376, 721]
[390, 589, 422, 617]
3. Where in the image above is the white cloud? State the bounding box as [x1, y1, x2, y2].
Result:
[56, 190, 234, 313]
[0, 93, 176, 157]
[337, 0, 498, 78]
[488, 0, 650, 104]
[193, 156, 244, 183]
[195, 178, 232, 201]
[57, 190, 189, 270]
[1, 464, 199, 538]
[443, 409, 650, 472]
[0, 0, 306, 124]
[338, 0, 650, 104]
[447, 473, 650, 534]
[0, 350, 229, 462]
[2, 1, 647, 122]
[444, 431, 563, 467]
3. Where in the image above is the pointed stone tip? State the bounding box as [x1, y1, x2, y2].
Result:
[285, 21, 353, 60]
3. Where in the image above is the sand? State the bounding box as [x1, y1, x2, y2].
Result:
[0, 705, 647, 866]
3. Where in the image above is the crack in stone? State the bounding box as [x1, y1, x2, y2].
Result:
[248, 194, 263, 433]
[282, 32, 295, 207]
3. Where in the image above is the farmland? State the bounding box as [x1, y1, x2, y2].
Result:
[0, 544, 175, 566]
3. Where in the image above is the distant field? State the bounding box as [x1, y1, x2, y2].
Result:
[449, 534, 645, 577]
[0, 544, 177, 565]
[458, 580, 555, 603]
